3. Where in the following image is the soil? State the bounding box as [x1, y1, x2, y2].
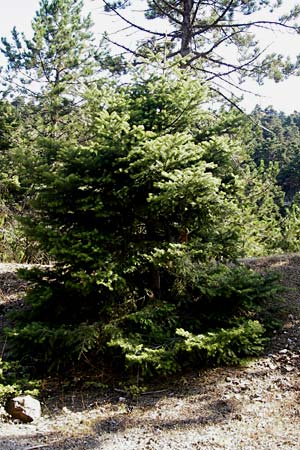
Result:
[0, 255, 300, 450]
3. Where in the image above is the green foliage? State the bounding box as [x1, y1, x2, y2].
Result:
[1, 0, 98, 106]
[0, 357, 40, 404]
[3, 66, 283, 381]
[0, 100, 37, 262]
[250, 107, 300, 202]
[5, 320, 102, 373]
[0, 0, 105, 262]
[246, 107, 300, 255]
[280, 194, 300, 252]
[7, 262, 280, 378]
[237, 161, 285, 256]
[175, 320, 266, 366]
[104, 263, 279, 377]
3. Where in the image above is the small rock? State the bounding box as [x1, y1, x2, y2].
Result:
[232, 386, 241, 394]
[234, 413, 243, 421]
[62, 406, 72, 414]
[5, 395, 41, 423]
[239, 381, 250, 390]
[250, 393, 263, 402]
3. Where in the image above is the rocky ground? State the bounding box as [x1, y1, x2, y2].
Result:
[0, 255, 300, 450]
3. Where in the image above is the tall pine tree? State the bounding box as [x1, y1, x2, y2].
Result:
[1, 0, 99, 140]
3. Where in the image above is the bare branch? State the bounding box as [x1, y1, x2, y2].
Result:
[192, 0, 236, 33]
[102, 34, 145, 59]
[187, 29, 245, 61]
[212, 19, 299, 32]
[209, 85, 247, 114]
[102, 0, 166, 37]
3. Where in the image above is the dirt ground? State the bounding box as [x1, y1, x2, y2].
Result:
[0, 255, 300, 450]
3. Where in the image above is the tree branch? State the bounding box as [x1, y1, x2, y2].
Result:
[102, 0, 166, 36]
[102, 34, 145, 59]
[151, 0, 183, 23]
[193, 0, 236, 33]
[212, 19, 299, 31]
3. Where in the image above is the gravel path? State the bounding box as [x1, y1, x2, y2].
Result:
[0, 256, 300, 450]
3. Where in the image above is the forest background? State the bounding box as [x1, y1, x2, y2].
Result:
[1, 0, 300, 396]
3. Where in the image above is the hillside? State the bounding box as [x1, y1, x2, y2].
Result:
[0, 254, 300, 450]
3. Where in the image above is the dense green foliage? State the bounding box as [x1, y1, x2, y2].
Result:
[247, 107, 300, 253]
[0, 0, 297, 386]
[251, 107, 300, 202]
[0, 100, 31, 262]
[4, 67, 281, 379]
[0, 0, 101, 261]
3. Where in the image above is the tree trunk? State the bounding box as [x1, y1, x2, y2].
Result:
[180, 0, 194, 57]
[151, 268, 161, 298]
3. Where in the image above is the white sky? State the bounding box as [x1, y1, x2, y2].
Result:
[1, 0, 300, 113]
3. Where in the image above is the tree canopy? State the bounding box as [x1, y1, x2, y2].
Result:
[1, 0, 99, 139]
[103, 0, 300, 103]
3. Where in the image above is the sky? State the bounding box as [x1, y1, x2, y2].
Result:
[1, 0, 300, 113]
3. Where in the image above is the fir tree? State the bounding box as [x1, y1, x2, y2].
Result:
[6, 65, 280, 376]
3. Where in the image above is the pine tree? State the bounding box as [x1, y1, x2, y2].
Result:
[1, 0, 99, 140]
[103, 0, 300, 100]
[250, 107, 300, 202]
[0, 0, 103, 261]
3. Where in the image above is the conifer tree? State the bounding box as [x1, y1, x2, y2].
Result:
[103, 0, 300, 102]
[250, 107, 300, 202]
[237, 161, 284, 256]
[1, 0, 99, 140]
[0, 0, 103, 261]
[6, 64, 279, 375]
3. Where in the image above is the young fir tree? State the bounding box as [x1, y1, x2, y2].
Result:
[6, 64, 280, 377]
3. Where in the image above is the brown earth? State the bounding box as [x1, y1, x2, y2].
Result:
[0, 255, 300, 450]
